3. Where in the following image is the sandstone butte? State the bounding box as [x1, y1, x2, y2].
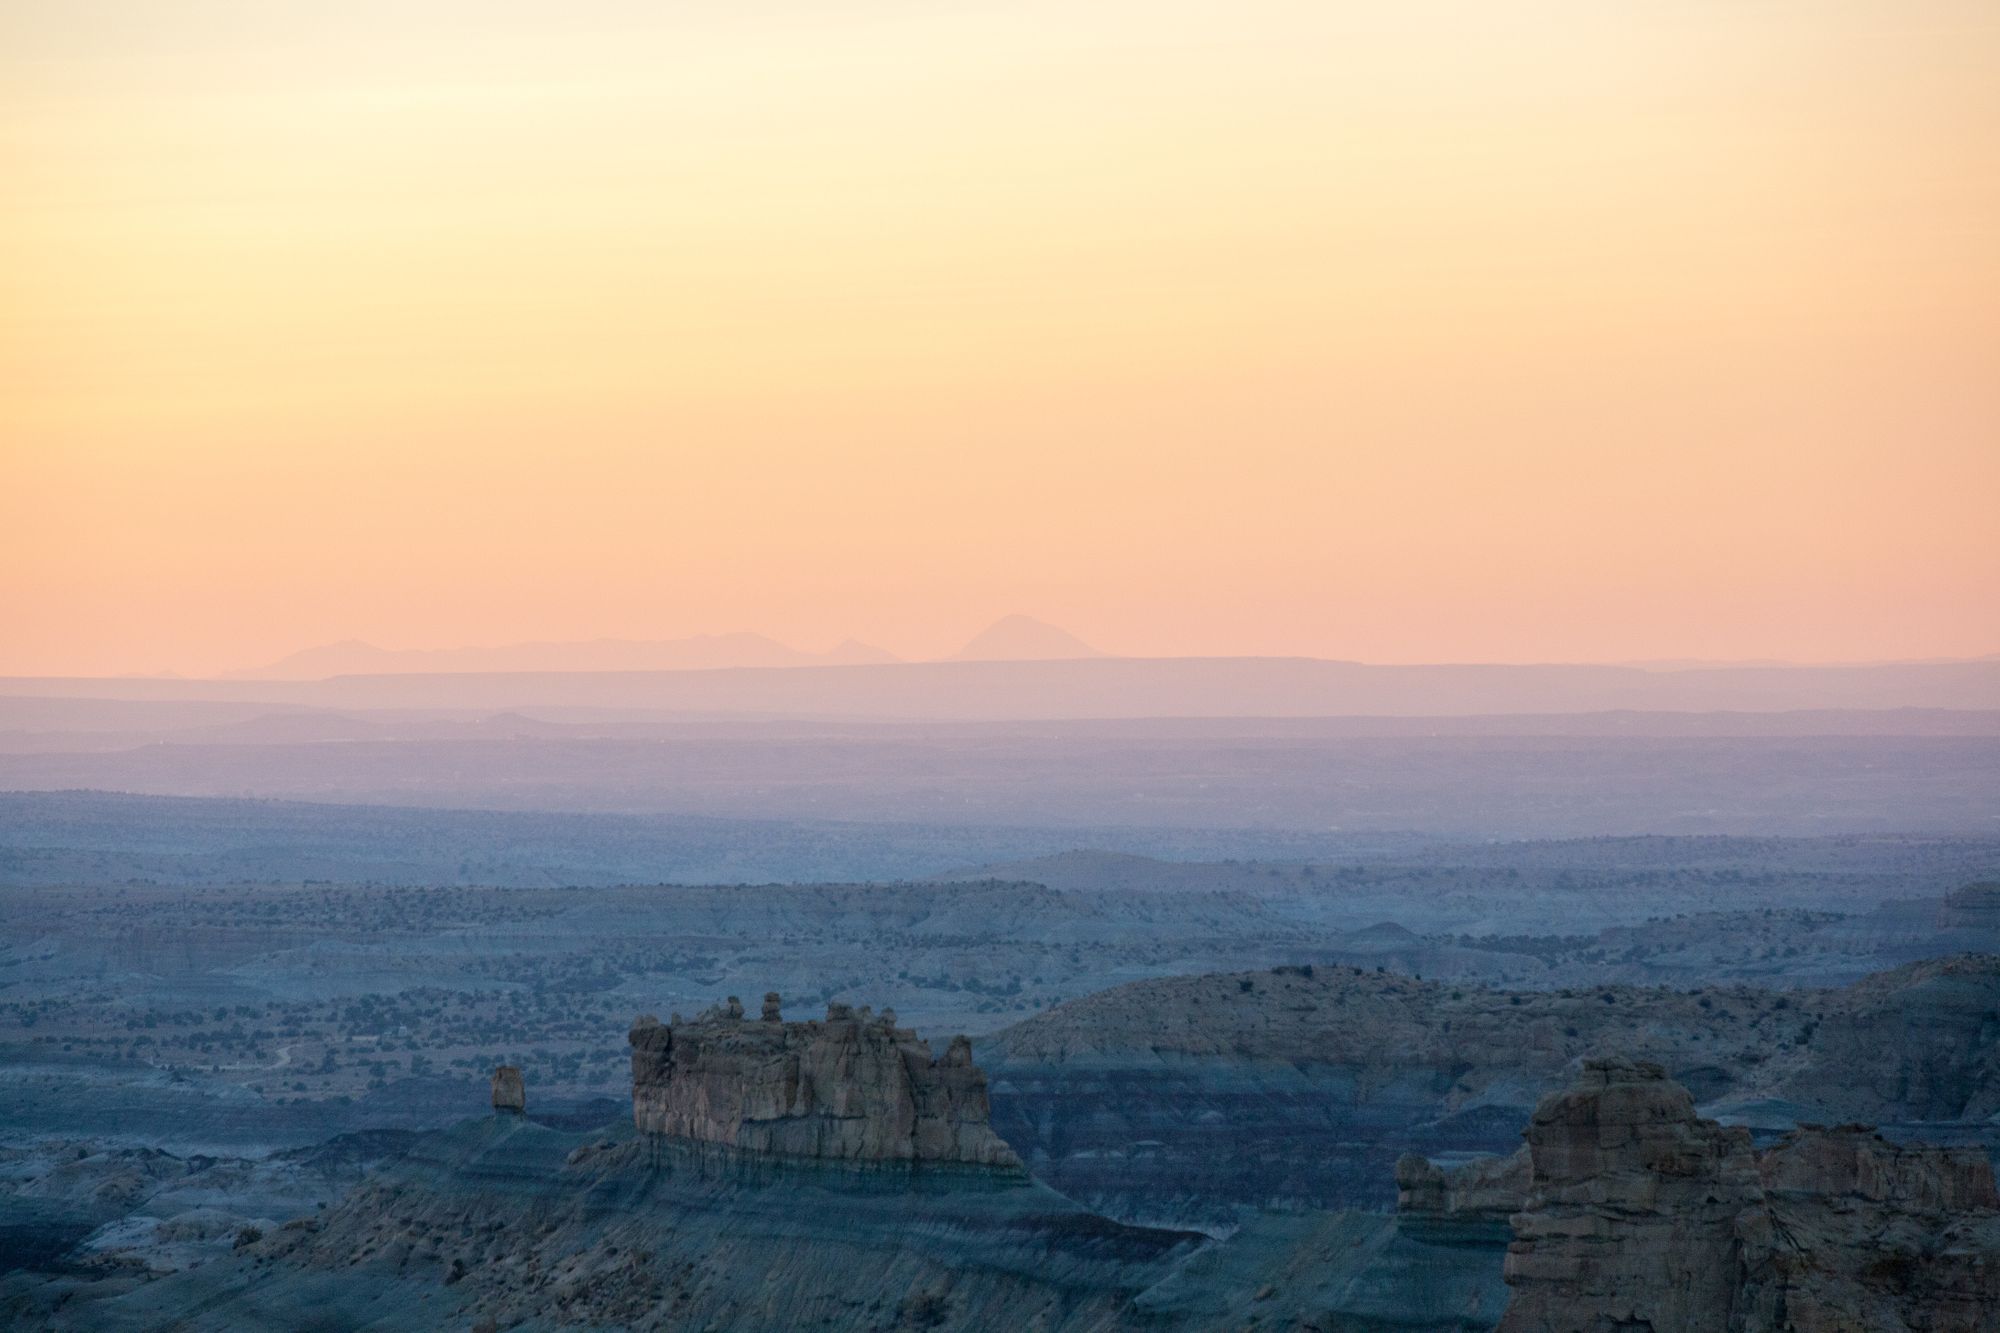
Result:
[1497, 1055, 2000, 1333]
[626, 992, 1021, 1168]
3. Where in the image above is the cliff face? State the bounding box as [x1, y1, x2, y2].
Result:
[993, 956, 2000, 1121]
[1784, 955, 2000, 1122]
[1498, 1058, 1759, 1332]
[1736, 1126, 2000, 1332]
[1498, 1058, 2000, 1333]
[628, 995, 1019, 1168]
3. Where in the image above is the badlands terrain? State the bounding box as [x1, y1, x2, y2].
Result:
[3, 793, 1998, 1327]
[3, 682, 1997, 1328]
[4, 968, 1996, 1330]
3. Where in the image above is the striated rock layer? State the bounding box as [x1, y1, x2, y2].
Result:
[14, 1114, 1205, 1333]
[1499, 1057, 2000, 1333]
[1396, 1148, 1530, 1225]
[986, 955, 2000, 1225]
[628, 994, 1019, 1168]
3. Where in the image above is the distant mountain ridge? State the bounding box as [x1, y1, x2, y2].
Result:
[70, 654, 1998, 719]
[230, 633, 899, 679]
[948, 614, 1104, 662]
[230, 615, 1105, 679]
[204, 623, 2000, 683]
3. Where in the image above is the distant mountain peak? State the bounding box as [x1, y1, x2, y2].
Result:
[224, 640, 395, 680]
[948, 615, 1105, 662]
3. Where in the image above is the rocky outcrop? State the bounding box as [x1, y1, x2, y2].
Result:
[628, 995, 1020, 1168]
[1396, 1148, 1530, 1224]
[1499, 1058, 1759, 1331]
[1498, 1058, 2000, 1333]
[1756, 1122, 1998, 1212]
[1390, 1144, 1530, 1323]
[1783, 954, 2000, 1122]
[491, 1066, 525, 1115]
[1936, 882, 2000, 931]
[1736, 1125, 2000, 1332]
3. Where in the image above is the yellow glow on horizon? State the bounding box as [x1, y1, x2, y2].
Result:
[4, 1, 1996, 674]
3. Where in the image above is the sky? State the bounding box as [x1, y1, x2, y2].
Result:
[4, 0, 1996, 676]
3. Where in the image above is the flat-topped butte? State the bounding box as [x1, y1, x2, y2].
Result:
[628, 993, 1020, 1168]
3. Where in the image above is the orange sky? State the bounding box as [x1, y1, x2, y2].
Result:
[4, 1, 1997, 676]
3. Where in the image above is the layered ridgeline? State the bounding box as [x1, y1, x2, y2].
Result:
[983, 954, 2000, 1226]
[7, 979, 1999, 1331]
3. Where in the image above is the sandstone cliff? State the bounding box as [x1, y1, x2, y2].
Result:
[1499, 1057, 1759, 1332]
[628, 994, 1020, 1167]
[1736, 1125, 2000, 1332]
[1498, 1057, 2000, 1333]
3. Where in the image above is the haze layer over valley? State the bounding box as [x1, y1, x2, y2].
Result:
[5, 630, 2000, 1330]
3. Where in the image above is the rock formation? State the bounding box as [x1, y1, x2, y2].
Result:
[1498, 1057, 2000, 1333]
[987, 955, 2000, 1223]
[1395, 1148, 1529, 1224]
[628, 994, 1020, 1167]
[1936, 882, 2000, 931]
[1786, 954, 2000, 1123]
[1498, 1057, 1758, 1331]
[1735, 1124, 2000, 1331]
[113, 1111, 1201, 1333]
[491, 1066, 525, 1115]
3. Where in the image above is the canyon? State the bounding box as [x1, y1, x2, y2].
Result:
[6, 960, 1998, 1330]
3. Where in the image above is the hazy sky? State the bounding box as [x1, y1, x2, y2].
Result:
[5, 1, 1996, 675]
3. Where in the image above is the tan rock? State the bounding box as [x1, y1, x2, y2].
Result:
[628, 998, 1021, 1168]
[1499, 1058, 2000, 1333]
[1758, 1122, 1998, 1212]
[491, 1066, 525, 1115]
[1499, 1057, 1757, 1332]
[1395, 1147, 1529, 1221]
